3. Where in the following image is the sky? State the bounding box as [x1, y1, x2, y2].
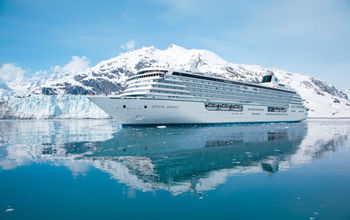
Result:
[0, 0, 349, 89]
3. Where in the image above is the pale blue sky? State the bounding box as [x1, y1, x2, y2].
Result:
[0, 0, 349, 89]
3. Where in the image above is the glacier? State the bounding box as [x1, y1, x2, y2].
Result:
[1, 44, 350, 119]
[0, 95, 109, 119]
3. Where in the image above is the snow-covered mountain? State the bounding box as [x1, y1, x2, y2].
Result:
[1, 44, 350, 118]
[346, 89, 350, 100]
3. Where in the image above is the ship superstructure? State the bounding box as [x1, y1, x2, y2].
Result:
[89, 67, 307, 125]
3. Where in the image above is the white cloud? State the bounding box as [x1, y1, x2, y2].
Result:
[62, 56, 90, 74]
[32, 56, 90, 80]
[1, 56, 91, 84]
[121, 40, 136, 50]
[0, 63, 27, 81]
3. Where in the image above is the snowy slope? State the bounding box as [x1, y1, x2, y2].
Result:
[346, 89, 350, 100]
[2, 44, 350, 118]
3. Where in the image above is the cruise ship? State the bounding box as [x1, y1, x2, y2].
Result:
[89, 67, 307, 125]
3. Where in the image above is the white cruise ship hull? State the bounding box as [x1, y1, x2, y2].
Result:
[89, 97, 307, 126]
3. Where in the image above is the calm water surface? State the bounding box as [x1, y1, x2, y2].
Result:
[0, 120, 350, 220]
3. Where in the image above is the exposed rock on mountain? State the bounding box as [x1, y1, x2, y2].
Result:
[2, 44, 350, 118]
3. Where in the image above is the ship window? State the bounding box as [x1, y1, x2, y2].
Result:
[144, 105, 147, 109]
[262, 75, 272, 83]
[123, 105, 126, 108]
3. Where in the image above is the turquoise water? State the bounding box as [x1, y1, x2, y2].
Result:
[0, 120, 350, 220]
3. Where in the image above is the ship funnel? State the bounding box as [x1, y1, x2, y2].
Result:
[261, 73, 279, 84]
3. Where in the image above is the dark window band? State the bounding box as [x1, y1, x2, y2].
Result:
[172, 72, 296, 94]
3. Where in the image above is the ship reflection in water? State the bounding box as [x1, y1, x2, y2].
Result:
[1, 120, 349, 196]
[83, 124, 306, 194]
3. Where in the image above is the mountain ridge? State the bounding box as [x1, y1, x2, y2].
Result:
[2, 44, 350, 118]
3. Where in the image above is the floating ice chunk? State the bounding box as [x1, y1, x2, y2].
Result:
[5, 208, 14, 212]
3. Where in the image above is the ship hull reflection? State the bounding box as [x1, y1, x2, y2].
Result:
[74, 123, 307, 186]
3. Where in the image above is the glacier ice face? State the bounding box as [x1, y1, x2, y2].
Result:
[1, 44, 350, 118]
[0, 95, 109, 119]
